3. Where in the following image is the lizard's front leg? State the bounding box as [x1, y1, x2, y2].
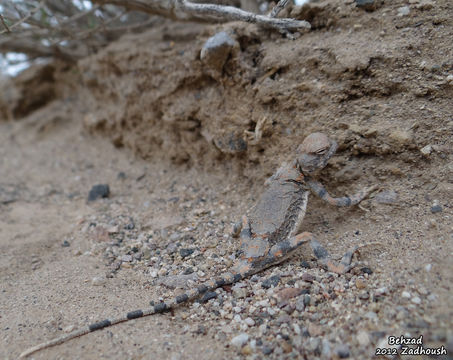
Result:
[267, 232, 359, 274]
[309, 238, 358, 274]
[232, 215, 249, 238]
[306, 178, 377, 207]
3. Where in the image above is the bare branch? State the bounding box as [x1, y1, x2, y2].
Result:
[0, 1, 44, 35]
[0, 36, 86, 62]
[93, 0, 311, 31]
[0, 0, 311, 64]
[0, 14, 11, 33]
[270, 0, 290, 18]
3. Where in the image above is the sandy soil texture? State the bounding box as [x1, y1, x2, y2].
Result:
[1, 0, 452, 359]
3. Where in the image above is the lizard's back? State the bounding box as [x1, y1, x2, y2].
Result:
[248, 164, 308, 245]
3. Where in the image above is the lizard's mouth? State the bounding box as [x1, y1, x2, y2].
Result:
[298, 155, 326, 174]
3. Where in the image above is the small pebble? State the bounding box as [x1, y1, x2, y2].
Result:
[420, 145, 433, 156]
[430, 204, 442, 213]
[280, 340, 292, 353]
[411, 296, 422, 305]
[365, 311, 378, 320]
[61, 240, 70, 247]
[296, 297, 305, 312]
[262, 275, 281, 289]
[358, 291, 370, 300]
[375, 190, 399, 204]
[335, 344, 350, 358]
[357, 330, 370, 346]
[88, 184, 110, 201]
[361, 267, 373, 275]
[308, 323, 323, 337]
[355, 0, 376, 11]
[402, 291, 411, 298]
[179, 248, 195, 258]
[301, 273, 315, 283]
[63, 325, 76, 333]
[356, 279, 367, 289]
[231, 333, 249, 348]
[91, 276, 106, 286]
[233, 287, 247, 299]
[244, 317, 255, 326]
[277, 287, 303, 301]
[307, 337, 322, 353]
[200, 31, 238, 72]
[121, 254, 133, 262]
[397, 6, 410, 16]
[275, 314, 291, 325]
[241, 345, 253, 355]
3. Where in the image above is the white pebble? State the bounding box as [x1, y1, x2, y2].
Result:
[357, 331, 370, 346]
[401, 291, 411, 298]
[233, 306, 242, 313]
[425, 264, 432, 272]
[397, 6, 410, 16]
[64, 325, 75, 333]
[231, 333, 249, 347]
[244, 317, 255, 326]
[149, 269, 158, 278]
[411, 296, 422, 305]
[91, 276, 106, 286]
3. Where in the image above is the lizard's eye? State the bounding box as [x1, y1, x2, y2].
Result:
[315, 148, 328, 155]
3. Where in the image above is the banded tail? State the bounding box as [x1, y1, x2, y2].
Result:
[19, 271, 244, 358]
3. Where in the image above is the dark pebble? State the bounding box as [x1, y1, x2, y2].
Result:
[199, 291, 218, 303]
[61, 240, 70, 247]
[262, 346, 273, 355]
[262, 275, 281, 289]
[88, 184, 110, 201]
[179, 248, 195, 258]
[361, 267, 373, 275]
[301, 273, 315, 283]
[431, 205, 442, 213]
[370, 331, 386, 342]
[117, 172, 126, 180]
[195, 325, 207, 335]
[183, 267, 194, 275]
[355, 0, 377, 11]
[300, 260, 311, 269]
[124, 222, 135, 230]
[335, 344, 350, 358]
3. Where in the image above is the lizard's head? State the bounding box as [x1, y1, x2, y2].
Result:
[296, 132, 338, 174]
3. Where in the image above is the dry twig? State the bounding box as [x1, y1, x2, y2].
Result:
[270, 0, 291, 18]
[93, 0, 311, 31]
[0, 14, 11, 33]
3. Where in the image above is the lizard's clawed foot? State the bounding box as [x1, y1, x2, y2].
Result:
[310, 239, 361, 274]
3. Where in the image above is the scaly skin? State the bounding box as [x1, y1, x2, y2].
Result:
[20, 132, 376, 358]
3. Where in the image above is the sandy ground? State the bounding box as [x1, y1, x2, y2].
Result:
[1, 0, 453, 359]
